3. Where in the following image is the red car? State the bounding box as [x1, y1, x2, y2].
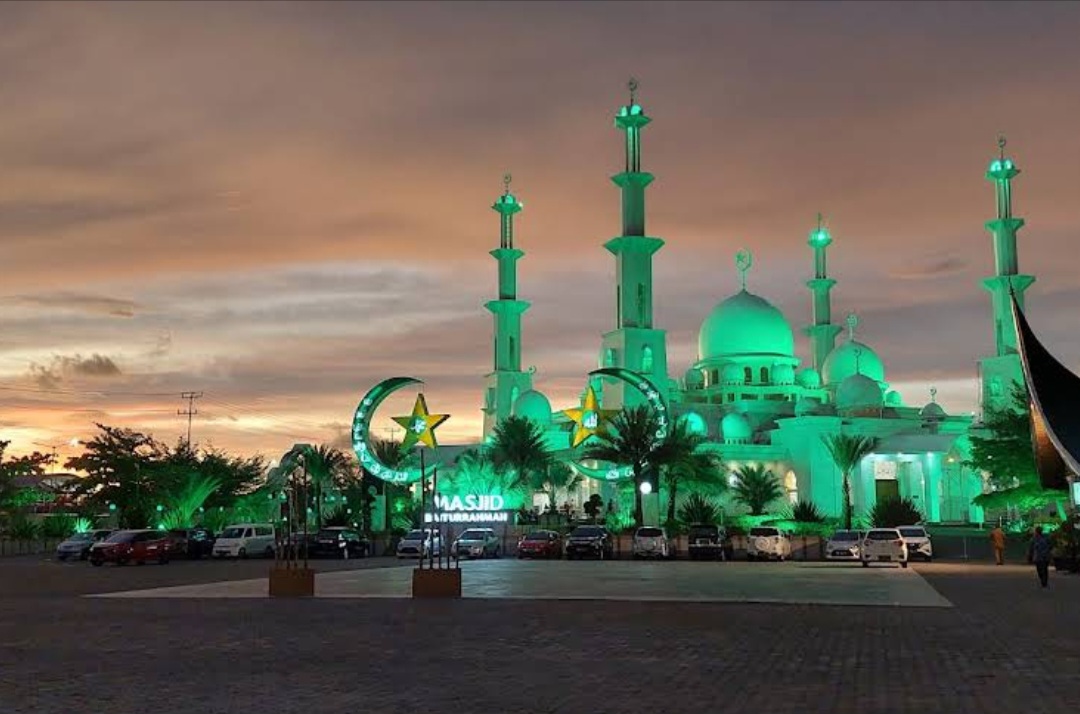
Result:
[517, 530, 563, 559]
[89, 529, 171, 566]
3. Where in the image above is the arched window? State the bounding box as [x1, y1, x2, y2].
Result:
[760, 366, 769, 384]
[641, 345, 654, 373]
[784, 470, 798, 504]
[510, 385, 520, 408]
[604, 348, 617, 367]
[743, 367, 753, 384]
[711, 369, 719, 385]
[509, 337, 516, 364]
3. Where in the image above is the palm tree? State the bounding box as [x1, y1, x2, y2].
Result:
[662, 443, 722, 525]
[365, 438, 411, 533]
[533, 461, 584, 512]
[678, 492, 719, 525]
[305, 445, 352, 527]
[583, 405, 697, 527]
[489, 415, 551, 492]
[822, 434, 878, 530]
[731, 464, 783, 516]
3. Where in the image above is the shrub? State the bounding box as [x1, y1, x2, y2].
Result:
[870, 497, 923, 528]
[791, 500, 825, 523]
[678, 493, 718, 525]
[7, 517, 40, 540]
[40, 514, 77, 539]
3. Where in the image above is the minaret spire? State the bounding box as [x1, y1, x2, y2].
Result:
[483, 175, 532, 436]
[803, 214, 843, 373]
[598, 80, 669, 408]
[978, 137, 1035, 412]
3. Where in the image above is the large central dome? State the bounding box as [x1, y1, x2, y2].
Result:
[698, 290, 795, 360]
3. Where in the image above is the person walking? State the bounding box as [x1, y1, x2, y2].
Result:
[990, 524, 1006, 565]
[1029, 526, 1053, 588]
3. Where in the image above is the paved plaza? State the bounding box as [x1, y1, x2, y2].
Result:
[96, 559, 952, 607]
[2, 557, 1080, 714]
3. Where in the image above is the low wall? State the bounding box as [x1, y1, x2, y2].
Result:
[0, 538, 62, 557]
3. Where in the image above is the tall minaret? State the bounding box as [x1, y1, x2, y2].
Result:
[598, 79, 668, 408]
[482, 174, 533, 436]
[803, 214, 843, 373]
[979, 136, 1035, 413]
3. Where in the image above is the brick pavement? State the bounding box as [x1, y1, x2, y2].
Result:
[1, 561, 1078, 714]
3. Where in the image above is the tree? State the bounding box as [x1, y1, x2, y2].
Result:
[0, 441, 54, 513]
[305, 445, 352, 527]
[449, 448, 516, 497]
[822, 433, 878, 530]
[583, 405, 697, 527]
[731, 464, 783, 516]
[678, 492, 719, 525]
[662, 444, 722, 525]
[533, 461, 583, 512]
[66, 424, 166, 528]
[967, 382, 1065, 517]
[583, 494, 604, 523]
[489, 416, 551, 492]
[360, 437, 413, 533]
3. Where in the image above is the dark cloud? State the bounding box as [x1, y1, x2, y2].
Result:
[890, 255, 970, 281]
[9, 292, 138, 318]
[26, 353, 123, 390]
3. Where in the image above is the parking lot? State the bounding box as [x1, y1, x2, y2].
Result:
[3, 554, 1080, 713]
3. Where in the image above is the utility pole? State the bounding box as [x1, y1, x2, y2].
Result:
[178, 392, 203, 445]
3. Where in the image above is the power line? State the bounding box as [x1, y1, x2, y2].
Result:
[178, 391, 203, 445]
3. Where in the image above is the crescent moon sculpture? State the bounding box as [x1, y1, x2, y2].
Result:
[566, 368, 670, 481]
[351, 376, 431, 483]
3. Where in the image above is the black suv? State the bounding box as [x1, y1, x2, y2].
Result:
[166, 527, 216, 559]
[312, 527, 371, 559]
[565, 525, 614, 560]
[687, 524, 734, 561]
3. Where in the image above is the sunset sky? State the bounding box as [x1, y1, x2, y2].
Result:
[3, 2, 1080, 463]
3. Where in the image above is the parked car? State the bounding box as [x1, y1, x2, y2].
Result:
[89, 529, 171, 566]
[861, 528, 909, 567]
[746, 526, 792, 561]
[825, 530, 864, 562]
[55, 529, 113, 561]
[165, 527, 216, 559]
[516, 530, 563, 559]
[898, 525, 933, 561]
[312, 527, 370, 559]
[687, 524, 733, 561]
[632, 526, 673, 559]
[452, 528, 500, 559]
[212, 523, 276, 559]
[396, 529, 442, 559]
[565, 525, 614, 560]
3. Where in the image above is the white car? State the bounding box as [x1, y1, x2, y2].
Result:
[747, 526, 792, 561]
[897, 525, 933, 562]
[632, 527, 673, 559]
[861, 528, 909, 568]
[825, 530, 864, 561]
[212, 523, 276, 559]
[396, 529, 442, 559]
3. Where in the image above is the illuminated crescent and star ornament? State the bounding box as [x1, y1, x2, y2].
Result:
[392, 393, 450, 450]
[566, 368, 670, 480]
[561, 384, 619, 448]
[352, 377, 433, 484]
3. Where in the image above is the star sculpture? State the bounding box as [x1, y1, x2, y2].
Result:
[562, 385, 619, 448]
[392, 393, 450, 450]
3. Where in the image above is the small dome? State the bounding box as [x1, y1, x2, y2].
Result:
[823, 340, 885, 385]
[797, 368, 822, 389]
[513, 390, 552, 424]
[836, 373, 883, 412]
[795, 396, 822, 417]
[721, 363, 742, 385]
[772, 363, 795, 385]
[884, 390, 904, 407]
[678, 411, 708, 436]
[698, 290, 795, 360]
[721, 412, 752, 444]
[684, 368, 704, 390]
[920, 401, 946, 420]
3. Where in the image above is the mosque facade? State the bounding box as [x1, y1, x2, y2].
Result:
[473, 87, 1032, 526]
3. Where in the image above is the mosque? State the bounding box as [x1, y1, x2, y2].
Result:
[462, 85, 1034, 526]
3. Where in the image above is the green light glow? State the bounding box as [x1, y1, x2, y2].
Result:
[351, 376, 431, 483]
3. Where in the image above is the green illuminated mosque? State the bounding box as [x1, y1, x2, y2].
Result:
[466, 86, 1032, 526]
